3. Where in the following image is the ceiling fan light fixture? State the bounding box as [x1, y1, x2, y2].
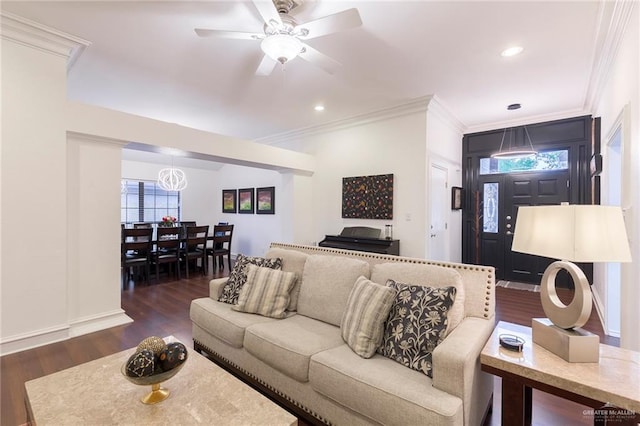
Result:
[261, 34, 303, 64]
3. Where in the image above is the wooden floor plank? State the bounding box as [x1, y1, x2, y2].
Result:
[0, 264, 620, 426]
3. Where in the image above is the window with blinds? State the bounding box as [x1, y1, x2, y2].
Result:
[121, 180, 180, 224]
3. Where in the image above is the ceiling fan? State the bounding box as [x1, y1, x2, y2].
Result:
[194, 0, 362, 75]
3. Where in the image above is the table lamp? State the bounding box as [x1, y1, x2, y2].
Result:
[511, 204, 631, 362]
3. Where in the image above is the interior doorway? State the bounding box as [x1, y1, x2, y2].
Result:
[429, 163, 448, 261]
[605, 126, 623, 335]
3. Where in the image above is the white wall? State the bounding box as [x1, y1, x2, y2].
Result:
[271, 111, 429, 258]
[594, 5, 640, 350]
[67, 135, 132, 337]
[213, 164, 284, 257]
[426, 100, 464, 261]
[0, 20, 133, 355]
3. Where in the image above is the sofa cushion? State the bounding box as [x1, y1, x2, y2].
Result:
[265, 247, 309, 311]
[218, 254, 283, 304]
[378, 280, 457, 377]
[341, 276, 397, 358]
[244, 315, 343, 382]
[232, 265, 297, 319]
[370, 262, 465, 336]
[309, 345, 463, 425]
[297, 255, 370, 326]
[189, 297, 277, 348]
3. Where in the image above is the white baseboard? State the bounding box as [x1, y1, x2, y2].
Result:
[0, 325, 70, 356]
[0, 310, 133, 356]
[69, 309, 133, 338]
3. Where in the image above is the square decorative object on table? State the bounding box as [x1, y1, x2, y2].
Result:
[238, 188, 254, 214]
[222, 189, 237, 213]
[256, 186, 275, 214]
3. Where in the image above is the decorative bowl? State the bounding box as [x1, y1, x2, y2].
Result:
[121, 356, 186, 404]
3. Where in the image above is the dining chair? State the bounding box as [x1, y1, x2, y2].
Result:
[121, 227, 153, 285]
[133, 222, 153, 229]
[178, 221, 197, 240]
[181, 225, 209, 278]
[153, 226, 182, 281]
[206, 224, 234, 272]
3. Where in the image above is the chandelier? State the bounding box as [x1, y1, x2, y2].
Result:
[157, 158, 187, 191]
[491, 104, 538, 159]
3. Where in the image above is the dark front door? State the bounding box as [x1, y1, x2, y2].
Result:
[479, 170, 570, 283]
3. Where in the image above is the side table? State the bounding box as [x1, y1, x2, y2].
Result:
[481, 321, 640, 425]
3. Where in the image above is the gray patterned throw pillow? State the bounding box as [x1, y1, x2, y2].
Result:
[218, 254, 282, 304]
[378, 279, 457, 378]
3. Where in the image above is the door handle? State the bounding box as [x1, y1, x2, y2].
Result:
[506, 231, 513, 235]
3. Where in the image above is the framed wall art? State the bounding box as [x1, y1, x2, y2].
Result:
[451, 186, 464, 210]
[256, 186, 275, 214]
[342, 174, 393, 219]
[222, 189, 237, 213]
[238, 188, 254, 214]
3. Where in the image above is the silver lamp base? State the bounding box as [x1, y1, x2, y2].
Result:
[532, 318, 599, 363]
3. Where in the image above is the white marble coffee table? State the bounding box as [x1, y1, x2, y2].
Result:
[25, 337, 297, 425]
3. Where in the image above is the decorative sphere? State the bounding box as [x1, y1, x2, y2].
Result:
[158, 342, 188, 372]
[137, 336, 167, 356]
[125, 349, 155, 378]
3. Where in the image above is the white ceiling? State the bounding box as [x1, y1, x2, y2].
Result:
[2, 1, 609, 144]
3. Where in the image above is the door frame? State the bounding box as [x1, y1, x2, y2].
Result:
[462, 116, 594, 268]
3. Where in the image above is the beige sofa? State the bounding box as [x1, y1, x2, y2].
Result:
[190, 243, 496, 425]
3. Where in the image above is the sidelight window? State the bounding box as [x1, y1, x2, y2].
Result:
[483, 183, 499, 233]
[121, 180, 180, 224]
[479, 149, 568, 175]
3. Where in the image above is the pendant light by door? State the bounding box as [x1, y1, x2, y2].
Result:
[491, 104, 538, 159]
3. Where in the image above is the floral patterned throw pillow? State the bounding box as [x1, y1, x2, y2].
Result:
[218, 254, 282, 304]
[378, 279, 457, 378]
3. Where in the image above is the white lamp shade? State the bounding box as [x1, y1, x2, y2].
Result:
[512, 204, 631, 262]
[261, 34, 303, 63]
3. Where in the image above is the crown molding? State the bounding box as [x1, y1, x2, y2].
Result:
[0, 12, 91, 70]
[254, 95, 435, 145]
[426, 95, 465, 134]
[584, 0, 636, 112]
[464, 107, 591, 135]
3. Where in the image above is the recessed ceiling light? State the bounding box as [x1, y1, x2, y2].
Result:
[501, 46, 524, 57]
[314, 105, 325, 112]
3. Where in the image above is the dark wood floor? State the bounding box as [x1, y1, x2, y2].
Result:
[1, 265, 618, 426]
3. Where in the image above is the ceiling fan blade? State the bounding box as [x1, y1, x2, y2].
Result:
[194, 29, 263, 40]
[298, 43, 342, 75]
[297, 8, 362, 40]
[252, 0, 283, 29]
[256, 55, 278, 76]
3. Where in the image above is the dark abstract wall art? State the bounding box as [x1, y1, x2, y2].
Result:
[342, 174, 394, 219]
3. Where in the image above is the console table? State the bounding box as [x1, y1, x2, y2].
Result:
[481, 321, 640, 425]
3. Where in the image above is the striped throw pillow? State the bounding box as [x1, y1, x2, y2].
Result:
[232, 265, 297, 319]
[341, 276, 397, 358]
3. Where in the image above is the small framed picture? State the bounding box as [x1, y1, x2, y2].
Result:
[256, 186, 275, 214]
[222, 189, 237, 213]
[238, 188, 254, 214]
[451, 186, 464, 210]
[590, 153, 603, 177]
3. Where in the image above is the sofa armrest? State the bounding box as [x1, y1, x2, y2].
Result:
[209, 277, 228, 299]
[432, 317, 495, 425]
